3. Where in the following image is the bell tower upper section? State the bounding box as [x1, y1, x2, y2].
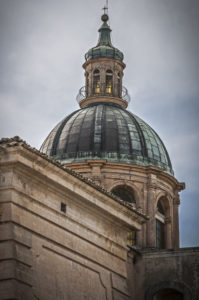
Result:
[76, 13, 130, 109]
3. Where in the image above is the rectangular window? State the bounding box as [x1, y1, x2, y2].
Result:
[61, 202, 67, 213]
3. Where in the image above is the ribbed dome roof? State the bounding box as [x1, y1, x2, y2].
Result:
[40, 102, 173, 175]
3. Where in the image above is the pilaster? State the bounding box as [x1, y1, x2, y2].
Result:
[173, 191, 181, 248]
[146, 175, 157, 247]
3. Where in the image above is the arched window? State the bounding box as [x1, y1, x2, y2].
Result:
[146, 281, 191, 300]
[105, 69, 113, 94]
[156, 219, 165, 249]
[111, 185, 137, 247]
[157, 201, 165, 215]
[111, 185, 135, 204]
[93, 69, 100, 94]
[156, 198, 166, 249]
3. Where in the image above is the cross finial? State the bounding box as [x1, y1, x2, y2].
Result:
[102, 6, 108, 15]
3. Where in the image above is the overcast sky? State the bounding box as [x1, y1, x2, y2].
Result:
[0, 0, 199, 247]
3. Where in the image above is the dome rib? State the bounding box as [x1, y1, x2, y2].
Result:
[114, 107, 122, 158]
[93, 104, 104, 156]
[114, 106, 131, 157]
[50, 110, 80, 156]
[90, 105, 98, 156]
[132, 114, 173, 170]
[150, 126, 172, 169]
[41, 122, 61, 155]
[127, 111, 148, 157]
[59, 109, 83, 156]
[100, 104, 106, 154]
[112, 105, 121, 158]
[70, 108, 90, 156]
[117, 109, 133, 156]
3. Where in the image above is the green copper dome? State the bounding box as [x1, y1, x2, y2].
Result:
[85, 14, 124, 62]
[40, 102, 173, 175]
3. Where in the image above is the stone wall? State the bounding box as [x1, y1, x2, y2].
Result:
[0, 139, 146, 300]
[128, 247, 199, 300]
[67, 160, 184, 249]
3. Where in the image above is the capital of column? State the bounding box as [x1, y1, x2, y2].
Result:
[165, 216, 172, 224]
[86, 159, 107, 168]
[173, 193, 180, 205]
[147, 183, 157, 190]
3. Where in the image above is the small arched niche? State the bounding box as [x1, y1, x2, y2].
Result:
[111, 185, 137, 247]
[155, 196, 170, 249]
[111, 185, 136, 204]
[146, 281, 192, 300]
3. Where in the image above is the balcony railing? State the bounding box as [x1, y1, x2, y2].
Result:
[76, 84, 131, 104]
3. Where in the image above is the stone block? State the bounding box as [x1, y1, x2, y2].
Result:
[0, 241, 32, 267]
[111, 273, 129, 296]
[0, 241, 13, 259]
[14, 224, 32, 248]
[112, 289, 130, 300]
[0, 260, 15, 281]
[0, 223, 13, 241]
[15, 243, 33, 267]
[0, 280, 15, 300]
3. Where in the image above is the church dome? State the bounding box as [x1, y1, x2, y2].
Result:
[40, 102, 173, 175]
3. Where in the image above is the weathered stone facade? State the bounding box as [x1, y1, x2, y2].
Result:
[1, 138, 199, 300]
[0, 137, 146, 300]
[128, 247, 199, 300]
[67, 160, 184, 249]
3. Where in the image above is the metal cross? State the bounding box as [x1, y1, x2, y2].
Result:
[102, 6, 108, 14]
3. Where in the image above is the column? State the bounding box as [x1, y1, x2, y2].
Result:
[87, 160, 106, 186]
[173, 191, 180, 248]
[100, 67, 106, 95]
[146, 175, 157, 247]
[165, 216, 172, 248]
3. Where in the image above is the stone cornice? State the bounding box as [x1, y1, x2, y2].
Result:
[146, 166, 185, 191]
[67, 161, 185, 192]
[82, 57, 126, 69]
[79, 96, 128, 109]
